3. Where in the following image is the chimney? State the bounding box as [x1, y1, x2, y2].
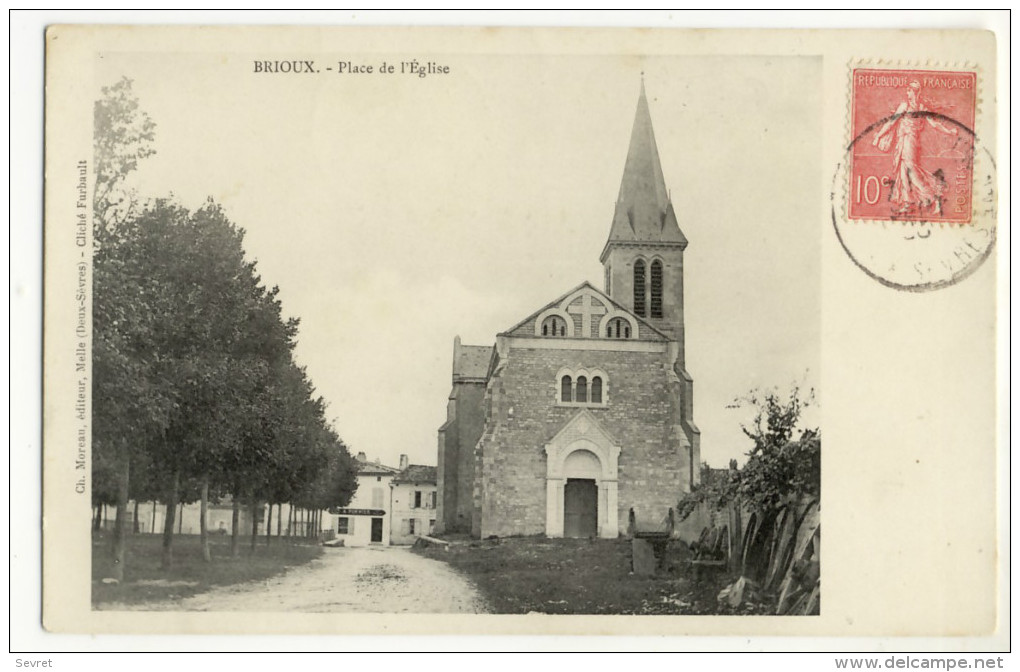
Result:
[356, 451, 366, 462]
[399, 454, 409, 471]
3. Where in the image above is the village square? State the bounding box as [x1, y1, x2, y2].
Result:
[90, 62, 820, 616]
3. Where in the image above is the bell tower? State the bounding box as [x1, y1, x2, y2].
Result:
[600, 81, 690, 366]
[601, 81, 700, 487]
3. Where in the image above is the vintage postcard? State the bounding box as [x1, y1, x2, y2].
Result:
[39, 25, 1002, 642]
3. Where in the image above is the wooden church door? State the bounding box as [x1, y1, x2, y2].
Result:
[563, 479, 598, 538]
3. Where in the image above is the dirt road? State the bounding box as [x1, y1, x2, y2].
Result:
[118, 546, 488, 613]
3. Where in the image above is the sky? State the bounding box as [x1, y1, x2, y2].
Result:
[102, 51, 822, 471]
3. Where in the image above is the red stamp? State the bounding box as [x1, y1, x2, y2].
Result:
[849, 68, 977, 223]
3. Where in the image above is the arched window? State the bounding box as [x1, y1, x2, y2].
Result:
[650, 260, 663, 318]
[608, 317, 631, 339]
[633, 260, 646, 317]
[542, 316, 563, 337]
[557, 369, 608, 406]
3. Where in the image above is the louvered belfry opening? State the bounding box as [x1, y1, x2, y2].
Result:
[650, 259, 663, 318]
[633, 259, 646, 317]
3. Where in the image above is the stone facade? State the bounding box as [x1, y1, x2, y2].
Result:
[436, 337, 489, 534]
[439, 83, 700, 540]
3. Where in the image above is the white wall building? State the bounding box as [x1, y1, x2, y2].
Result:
[331, 452, 401, 546]
[389, 463, 438, 545]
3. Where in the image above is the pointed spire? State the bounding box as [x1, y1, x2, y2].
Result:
[603, 82, 686, 252]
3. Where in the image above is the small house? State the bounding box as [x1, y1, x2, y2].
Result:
[332, 452, 401, 546]
[389, 458, 438, 545]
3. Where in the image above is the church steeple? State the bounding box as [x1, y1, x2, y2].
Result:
[601, 82, 689, 365]
[600, 81, 687, 262]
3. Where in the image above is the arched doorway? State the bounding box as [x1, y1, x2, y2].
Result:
[563, 450, 600, 538]
[543, 410, 621, 539]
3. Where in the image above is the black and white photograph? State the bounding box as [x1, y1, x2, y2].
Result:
[82, 49, 822, 618]
[32, 22, 1002, 645]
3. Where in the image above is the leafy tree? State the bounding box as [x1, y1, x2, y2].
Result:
[92, 80, 355, 576]
[94, 77, 156, 242]
[679, 385, 819, 520]
[90, 447, 119, 530]
[92, 76, 162, 581]
[292, 422, 358, 521]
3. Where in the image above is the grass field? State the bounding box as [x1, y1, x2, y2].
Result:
[91, 531, 322, 607]
[414, 536, 770, 615]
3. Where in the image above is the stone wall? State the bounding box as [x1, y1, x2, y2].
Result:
[436, 403, 455, 533]
[475, 342, 687, 538]
[436, 381, 486, 534]
[453, 382, 485, 531]
[605, 247, 687, 365]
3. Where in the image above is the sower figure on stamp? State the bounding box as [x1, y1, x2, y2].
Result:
[872, 80, 958, 216]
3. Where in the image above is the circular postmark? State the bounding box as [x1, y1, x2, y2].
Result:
[833, 72, 997, 292]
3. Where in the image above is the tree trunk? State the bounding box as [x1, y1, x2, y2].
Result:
[230, 497, 240, 558]
[111, 454, 130, 582]
[161, 470, 180, 571]
[132, 499, 140, 534]
[151, 501, 157, 534]
[276, 503, 282, 538]
[103, 503, 108, 529]
[200, 477, 211, 562]
[249, 502, 259, 553]
[265, 503, 273, 546]
[178, 501, 184, 534]
[287, 505, 293, 538]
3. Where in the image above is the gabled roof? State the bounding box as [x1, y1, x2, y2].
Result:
[356, 459, 401, 475]
[499, 280, 670, 341]
[602, 82, 687, 258]
[393, 464, 437, 485]
[452, 336, 492, 382]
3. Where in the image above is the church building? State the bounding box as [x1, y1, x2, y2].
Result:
[437, 84, 700, 539]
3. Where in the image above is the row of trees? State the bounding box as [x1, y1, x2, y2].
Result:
[92, 78, 357, 578]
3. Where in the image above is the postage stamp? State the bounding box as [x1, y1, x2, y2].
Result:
[833, 65, 994, 292]
[848, 68, 977, 224]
